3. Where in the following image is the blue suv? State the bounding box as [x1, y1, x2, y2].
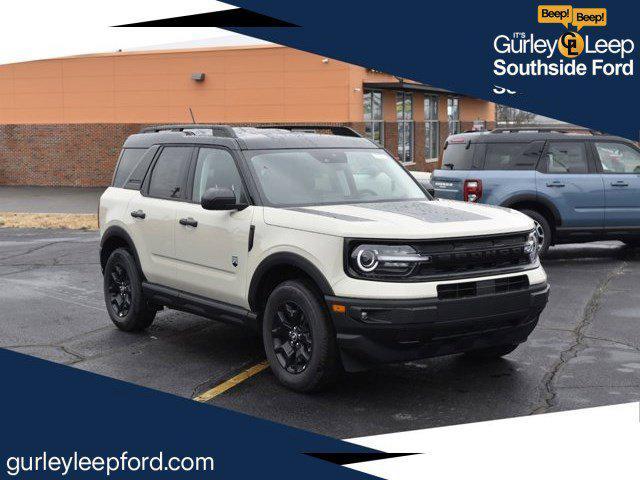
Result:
[432, 128, 640, 255]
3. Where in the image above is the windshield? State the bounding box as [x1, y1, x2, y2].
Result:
[245, 149, 428, 207]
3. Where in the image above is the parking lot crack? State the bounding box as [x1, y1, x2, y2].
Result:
[2, 343, 86, 364]
[57, 345, 87, 364]
[0, 266, 39, 276]
[582, 335, 640, 353]
[530, 261, 628, 415]
[0, 240, 92, 262]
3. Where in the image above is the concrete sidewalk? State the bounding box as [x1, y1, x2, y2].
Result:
[0, 186, 105, 214]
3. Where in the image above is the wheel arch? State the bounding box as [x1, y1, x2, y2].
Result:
[248, 252, 334, 314]
[501, 194, 562, 227]
[100, 226, 143, 276]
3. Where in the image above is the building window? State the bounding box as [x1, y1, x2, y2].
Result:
[363, 90, 383, 146]
[424, 95, 439, 160]
[396, 92, 413, 163]
[447, 97, 460, 135]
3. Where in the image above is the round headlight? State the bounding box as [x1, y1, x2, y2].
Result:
[350, 244, 424, 277]
[524, 231, 539, 261]
[356, 248, 379, 272]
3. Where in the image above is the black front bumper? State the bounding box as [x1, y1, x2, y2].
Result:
[326, 282, 549, 372]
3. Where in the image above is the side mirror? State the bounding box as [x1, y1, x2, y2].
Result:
[201, 187, 248, 211]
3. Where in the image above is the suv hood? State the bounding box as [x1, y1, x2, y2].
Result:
[263, 199, 534, 239]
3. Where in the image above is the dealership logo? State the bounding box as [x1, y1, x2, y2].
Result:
[491, 4, 634, 84]
[558, 31, 584, 58]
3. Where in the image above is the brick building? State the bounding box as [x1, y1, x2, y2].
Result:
[0, 44, 496, 187]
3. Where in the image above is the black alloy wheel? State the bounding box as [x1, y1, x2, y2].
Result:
[272, 300, 313, 374]
[262, 279, 341, 391]
[107, 263, 132, 318]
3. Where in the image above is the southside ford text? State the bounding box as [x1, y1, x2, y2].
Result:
[493, 33, 634, 76]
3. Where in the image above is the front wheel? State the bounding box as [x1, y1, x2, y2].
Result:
[104, 248, 156, 332]
[518, 209, 552, 257]
[262, 280, 341, 392]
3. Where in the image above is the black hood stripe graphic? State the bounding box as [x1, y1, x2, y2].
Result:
[353, 201, 489, 223]
[286, 207, 371, 222]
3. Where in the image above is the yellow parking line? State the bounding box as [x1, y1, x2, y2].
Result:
[194, 361, 269, 402]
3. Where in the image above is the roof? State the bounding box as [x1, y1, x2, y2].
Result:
[447, 130, 628, 144]
[123, 125, 378, 150]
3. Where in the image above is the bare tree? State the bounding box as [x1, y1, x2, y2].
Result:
[496, 105, 537, 125]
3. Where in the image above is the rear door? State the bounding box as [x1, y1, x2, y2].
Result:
[592, 141, 640, 230]
[536, 140, 604, 233]
[127, 145, 193, 288]
[478, 141, 542, 204]
[174, 146, 254, 307]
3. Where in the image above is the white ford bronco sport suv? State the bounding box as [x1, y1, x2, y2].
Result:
[100, 124, 549, 392]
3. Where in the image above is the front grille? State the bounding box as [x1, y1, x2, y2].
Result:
[412, 232, 532, 280]
[437, 274, 530, 300]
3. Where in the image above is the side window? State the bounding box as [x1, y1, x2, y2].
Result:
[484, 143, 538, 170]
[442, 143, 477, 170]
[545, 142, 588, 174]
[147, 147, 192, 199]
[192, 148, 246, 203]
[113, 149, 145, 187]
[595, 142, 640, 174]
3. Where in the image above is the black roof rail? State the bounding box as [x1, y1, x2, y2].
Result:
[140, 124, 238, 138]
[252, 124, 363, 138]
[491, 125, 602, 135]
[140, 123, 364, 139]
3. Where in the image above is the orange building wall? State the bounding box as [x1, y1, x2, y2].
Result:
[0, 46, 366, 125]
[0, 46, 499, 185]
[459, 97, 496, 122]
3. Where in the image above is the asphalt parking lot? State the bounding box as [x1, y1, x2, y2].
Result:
[1, 228, 639, 438]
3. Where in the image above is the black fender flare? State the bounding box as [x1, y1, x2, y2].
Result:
[501, 194, 562, 227]
[248, 252, 334, 311]
[100, 225, 143, 273]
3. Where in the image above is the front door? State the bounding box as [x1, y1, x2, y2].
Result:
[536, 140, 605, 236]
[174, 147, 254, 307]
[592, 141, 640, 230]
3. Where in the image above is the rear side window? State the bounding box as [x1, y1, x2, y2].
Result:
[147, 147, 192, 199]
[484, 142, 541, 170]
[545, 142, 588, 174]
[113, 149, 145, 187]
[595, 142, 640, 173]
[442, 143, 477, 170]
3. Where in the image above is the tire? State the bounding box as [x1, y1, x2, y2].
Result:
[103, 248, 156, 332]
[262, 280, 341, 392]
[518, 208, 552, 257]
[464, 343, 519, 359]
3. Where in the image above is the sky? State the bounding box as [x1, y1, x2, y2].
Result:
[0, 1, 263, 65]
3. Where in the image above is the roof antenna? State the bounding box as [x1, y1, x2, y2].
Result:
[188, 107, 197, 124]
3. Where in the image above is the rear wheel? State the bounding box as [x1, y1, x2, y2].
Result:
[262, 280, 341, 392]
[518, 209, 552, 257]
[464, 343, 519, 359]
[104, 248, 156, 332]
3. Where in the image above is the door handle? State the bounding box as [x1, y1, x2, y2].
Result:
[611, 181, 629, 187]
[179, 217, 198, 228]
[546, 181, 565, 187]
[130, 210, 146, 219]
